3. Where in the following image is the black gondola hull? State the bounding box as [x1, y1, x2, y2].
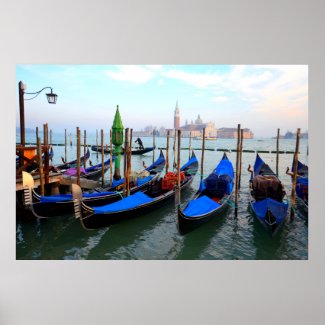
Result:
[178, 196, 231, 235]
[91, 145, 154, 155]
[79, 178, 194, 229]
[30, 174, 160, 218]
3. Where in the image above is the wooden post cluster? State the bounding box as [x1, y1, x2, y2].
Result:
[101, 129, 104, 187]
[76, 127, 81, 186]
[291, 128, 301, 219]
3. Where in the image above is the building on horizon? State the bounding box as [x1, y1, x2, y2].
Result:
[180, 114, 217, 138]
[217, 127, 254, 139]
[174, 101, 180, 130]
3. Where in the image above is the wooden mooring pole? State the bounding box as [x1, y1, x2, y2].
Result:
[201, 128, 206, 181]
[101, 129, 104, 187]
[291, 128, 301, 220]
[64, 128, 67, 163]
[173, 129, 177, 169]
[153, 128, 156, 164]
[276, 128, 280, 177]
[127, 128, 133, 196]
[176, 129, 181, 206]
[43, 123, 49, 185]
[189, 131, 192, 160]
[96, 129, 98, 159]
[123, 128, 129, 197]
[166, 130, 170, 174]
[37, 136, 44, 196]
[238, 129, 243, 189]
[109, 128, 113, 186]
[70, 133, 72, 146]
[76, 127, 81, 186]
[84, 130, 87, 168]
[235, 124, 241, 215]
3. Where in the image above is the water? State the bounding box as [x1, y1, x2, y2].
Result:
[16, 131, 308, 260]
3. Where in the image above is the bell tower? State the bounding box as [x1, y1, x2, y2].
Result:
[174, 101, 180, 130]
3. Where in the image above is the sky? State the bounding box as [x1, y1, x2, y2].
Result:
[16, 65, 308, 137]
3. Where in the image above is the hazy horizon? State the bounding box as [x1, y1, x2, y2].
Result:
[16, 65, 308, 138]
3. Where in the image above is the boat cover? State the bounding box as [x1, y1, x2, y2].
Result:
[296, 177, 308, 200]
[112, 178, 125, 187]
[85, 158, 113, 172]
[252, 198, 288, 223]
[93, 191, 153, 214]
[254, 154, 264, 174]
[64, 167, 86, 176]
[183, 195, 220, 217]
[215, 159, 234, 179]
[180, 156, 198, 171]
[146, 155, 165, 171]
[136, 175, 153, 186]
[39, 191, 116, 203]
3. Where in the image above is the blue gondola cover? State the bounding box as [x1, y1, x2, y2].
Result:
[146, 156, 165, 171]
[112, 178, 125, 187]
[252, 198, 288, 223]
[40, 191, 116, 202]
[136, 175, 153, 186]
[183, 195, 220, 217]
[181, 156, 198, 171]
[93, 191, 153, 214]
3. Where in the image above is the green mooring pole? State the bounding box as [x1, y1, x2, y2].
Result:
[112, 105, 124, 180]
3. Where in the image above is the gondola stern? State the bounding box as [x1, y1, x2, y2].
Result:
[22, 171, 34, 208]
[71, 184, 83, 219]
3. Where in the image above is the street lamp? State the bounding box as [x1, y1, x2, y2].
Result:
[18, 80, 58, 146]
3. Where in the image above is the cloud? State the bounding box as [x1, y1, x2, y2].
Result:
[212, 96, 228, 102]
[161, 69, 223, 88]
[106, 65, 155, 84]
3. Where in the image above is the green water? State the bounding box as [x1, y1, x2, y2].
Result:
[16, 134, 308, 260]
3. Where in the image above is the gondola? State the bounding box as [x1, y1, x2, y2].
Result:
[72, 151, 199, 230]
[177, 153, 234, 234]
[55, 148, 90, 170]
[248, 154, 288, 235]
[62, 157, 115, 181]
[91, 145, 154, 155]
[16, 146, 54, 170]
[288, 160, 308, 210]
[22, 150, 166, 219]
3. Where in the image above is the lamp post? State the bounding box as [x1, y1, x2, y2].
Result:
[18, 81, 58, 146]
[112, 105, 124, 180]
